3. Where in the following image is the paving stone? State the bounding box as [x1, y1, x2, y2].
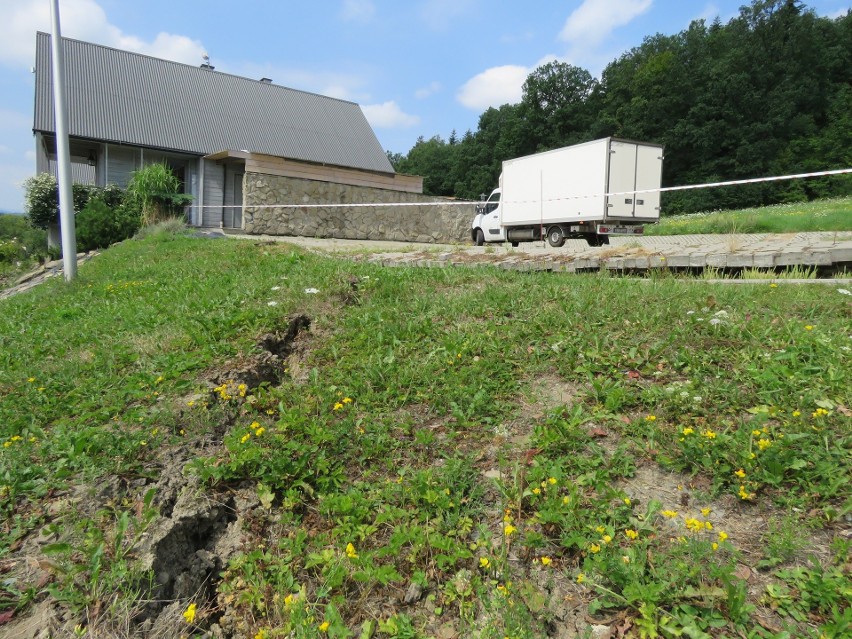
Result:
[726, 254, 754, 268]
[665, 255, 691, 268]
[689, 254, 708, 268]
[752, 254, 775, 268]
[830, 248, 852, 263]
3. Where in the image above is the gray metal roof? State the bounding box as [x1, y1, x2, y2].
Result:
[33, 32, 394, 174]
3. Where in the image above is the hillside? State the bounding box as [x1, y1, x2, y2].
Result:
[0, 233, 849, 638]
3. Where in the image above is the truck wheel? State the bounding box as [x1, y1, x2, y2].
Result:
[547, 226, 565, 248]
[586, 233, 610, 247]
[474, 229, 485, 246]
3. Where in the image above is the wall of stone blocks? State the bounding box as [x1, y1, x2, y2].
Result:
[242, 172, 476, 244]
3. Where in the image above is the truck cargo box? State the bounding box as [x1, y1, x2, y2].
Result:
[499, 138, 664, 226]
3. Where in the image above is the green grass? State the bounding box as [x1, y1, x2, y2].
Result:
[0, 232, 850, 638]
[648, 197, 852, 235]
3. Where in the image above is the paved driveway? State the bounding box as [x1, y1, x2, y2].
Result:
[227, 231, 852, 273]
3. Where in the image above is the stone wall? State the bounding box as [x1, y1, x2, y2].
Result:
[242, 172, 476, 244]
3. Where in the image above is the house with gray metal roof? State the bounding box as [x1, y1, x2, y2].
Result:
[33, 32, 421, 229]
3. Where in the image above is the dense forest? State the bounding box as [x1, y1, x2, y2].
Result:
[390, 0, 851, 214]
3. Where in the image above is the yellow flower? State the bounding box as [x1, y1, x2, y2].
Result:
[792, 410, 801, 417]
[757, 438, 771, 450]
[804, 325, 814, 331]
[183, 602, 197, 624]
[346, 543, 358, 559]
[682, 428, 694, 436]
[479, 557, 490, 569]
[576, 573, 585, 584]
[602, 535, 612, 544]
[241, 433, 251, 444]
[769, 283, 778, 288]
[738, 485, 753, 500]
[503, 511, 513, 523]
[319, 621, 330, 632]
[187, 400, 195, 407]
[623, 498, 631, 506]
[700, 507, 711, 517]
[333, 402, 344, 411]
[685, 518, 703, 533]
[27, 377, 35, 383]
[621, 555, 631, 564]
[589, 543, 601, 554]
[704, 521, 713, 531]
[155, 375, 164, 384]
[548, 477, 557, 485]
[284, 593, 295, 607]
[645, 415, 656, 422]
[734, 469, 746, 478]
[625, 529, 639, 540]
[595, 525, 606, 534]
[503, 524, 517, 536]
[752, 429, 762, 436]
[343, 397, 353, 404]
[712, 542, 719, 551]
[254, 630, 268, 639]
[702, 429, 717, 439]
[540, 556, 552, 566]
[562, 496, 570, 505]
[661, 510, 678, 518]
[718, 531, 728, 542]
[532, 487, 541, 495]
[254, 427, 265, 437]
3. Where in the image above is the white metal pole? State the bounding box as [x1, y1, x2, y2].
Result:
[50, 0, 77, 281]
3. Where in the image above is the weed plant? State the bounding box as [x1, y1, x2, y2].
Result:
[0, 234, 849, 637]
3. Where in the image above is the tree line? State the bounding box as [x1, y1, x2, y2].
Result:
[389, 0, 851, 214]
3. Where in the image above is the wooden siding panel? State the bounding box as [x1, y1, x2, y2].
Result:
[245, 154, 422, 193]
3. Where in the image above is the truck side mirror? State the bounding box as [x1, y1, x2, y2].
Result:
[479, 193, 487, 201]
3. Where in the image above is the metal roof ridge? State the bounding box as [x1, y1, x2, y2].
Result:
[35, 31, 361, 107]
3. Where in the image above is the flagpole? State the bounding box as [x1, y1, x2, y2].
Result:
[49, 0, 77, 281]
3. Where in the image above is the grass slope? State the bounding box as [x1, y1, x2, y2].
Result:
[648, 197, 852, 235]
[0, 232, 850, 638]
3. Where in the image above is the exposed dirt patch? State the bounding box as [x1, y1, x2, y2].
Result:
[207, 314, 311, 390]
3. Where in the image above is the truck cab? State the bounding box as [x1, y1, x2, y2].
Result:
[471, 188, 504, 245]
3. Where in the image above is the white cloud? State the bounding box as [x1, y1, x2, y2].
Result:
[559, 0, 653, 48]
[456, 55, 560, 111]
[828, 8, 849, 19]
[0, 0, 206, 69]
[340, 0, 376, 23]
[415, 81, 442, 99]
[457, 65, 529, 111]
[361, 101, 420, 128]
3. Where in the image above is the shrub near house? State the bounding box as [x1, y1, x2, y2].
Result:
[22, 174, 142, 252]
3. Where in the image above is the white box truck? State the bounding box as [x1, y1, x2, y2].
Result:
[471, 138, 664, 247]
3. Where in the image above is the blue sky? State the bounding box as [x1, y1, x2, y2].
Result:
[0, 0, 848, 212]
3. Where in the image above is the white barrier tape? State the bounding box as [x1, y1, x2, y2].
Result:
[188, 167, 852, 209]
